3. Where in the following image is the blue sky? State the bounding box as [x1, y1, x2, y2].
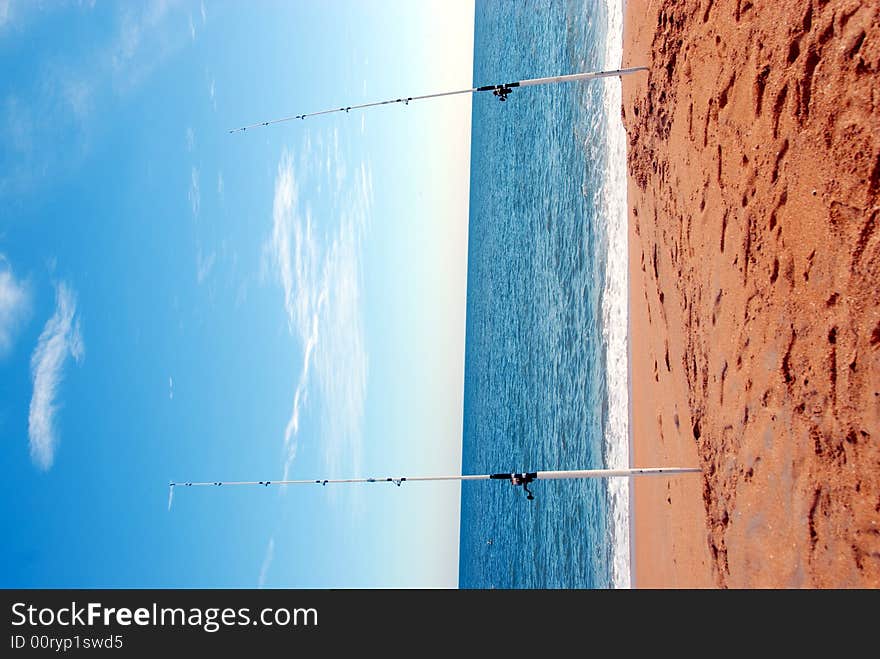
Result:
[0, 0, 473, 588]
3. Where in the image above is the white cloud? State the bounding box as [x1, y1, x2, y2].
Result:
[2, 1, 191, 197]
[271, 155, 315, 477]
[209, 78, 215, 110]
[196, 248, 215, 284]
[188, 166, 200, 217]
[200, 0, 206, 24]
[0, 256, 29, 357]
[3, 95, 34, 156]
[258, 537, 274, 588]
[28, 281, 84, 470]
[281, 324, 316, 474]
[186, 126, 195, 152]
[111, 1, 187, 91]
[61, 77, 92, 121]
[188, 13, 195, 41]
[0, 1, 96, 32]
[269, 142, 371, 480]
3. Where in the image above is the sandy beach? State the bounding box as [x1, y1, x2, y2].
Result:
[622, 0, 880, 587]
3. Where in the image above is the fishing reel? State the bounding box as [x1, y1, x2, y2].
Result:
[490, 471, 537, 500]
[510, 473, 536, 501]
[493, 85, 513, 102]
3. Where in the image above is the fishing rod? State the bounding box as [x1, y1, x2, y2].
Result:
[228, 66, 648, 133]
[169, 466, 699, 502]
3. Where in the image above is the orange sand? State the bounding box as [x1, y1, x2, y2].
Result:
[622, 0, 880, 587]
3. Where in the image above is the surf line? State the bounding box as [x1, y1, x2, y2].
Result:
[169, 466, 698, 503]
[228, 66, 648, 134]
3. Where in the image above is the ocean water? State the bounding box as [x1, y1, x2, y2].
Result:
[459, 0, 631, 589]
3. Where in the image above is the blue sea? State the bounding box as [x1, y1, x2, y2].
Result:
[459, 0, 631, 589]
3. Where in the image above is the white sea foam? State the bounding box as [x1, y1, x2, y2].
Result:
[600, 0, 632, 589]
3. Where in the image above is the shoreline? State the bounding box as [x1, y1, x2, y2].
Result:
[626, 236, 637, 589]
[621, 0, 879, 587]
[622, 0, 715, 589]
[625, 65, 637, 585]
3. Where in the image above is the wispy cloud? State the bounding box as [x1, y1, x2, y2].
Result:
[258, 537, 274, 588]
[196, 248, 214, 284]
[185, 126, 195, 152]
[28, 281, 84, 470]
[60, 77, 93, 121]
[269, 137, 372, 480]
[1, 1, 191, 197]
[168, 376, 173, 400]
[188, 13, 195, 40]
[281, 325, 316, 472]
[0, 255, 30, 357]
[2, 96, 33, 156]
[109, 0, 188, 93]
[188, 166, 200, 217]
[209, 78, 216, 110]
[200, 0, 206, 24]
[271, 154, 317, 477]
[1, 0, 97, 31]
